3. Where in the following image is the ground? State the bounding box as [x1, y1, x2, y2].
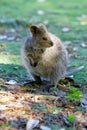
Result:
[0, 0, 87, 130]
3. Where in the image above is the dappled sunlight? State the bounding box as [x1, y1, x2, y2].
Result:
[0, 0, 87, 129]
[0, 88, 62, 129]
[0, 63, 29, 82]
[0, 41, 22, 65]
[0, 54, 21, 65]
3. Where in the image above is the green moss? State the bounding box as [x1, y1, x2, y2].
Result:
[67, 87, 82, 101]
[66, 114, 75, 123]
[0, 123, 10, 129]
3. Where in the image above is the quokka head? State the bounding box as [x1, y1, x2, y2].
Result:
[30, 24, 53, 48]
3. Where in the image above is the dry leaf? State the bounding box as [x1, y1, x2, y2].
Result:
[7, 36, 15, 41]
[0, 97, 10, 103]
[26, 118, 39, 130]
[5, 80, 17, 85]
[37, 0, 45, 3]
[0, 35, 7, 40]
[37, 10, 45, 15]
[62, 27, 70, 32]
[0, 43, 6, 47]
[40, 125, 52, 130]
[80, 43, 87, 48]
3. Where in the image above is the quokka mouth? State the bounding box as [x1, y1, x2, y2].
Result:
[49, 41, 53, 46]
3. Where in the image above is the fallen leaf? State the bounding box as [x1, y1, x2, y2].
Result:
[5, 80, 17, 85]
[0, 97, 10, 103]
[0, 35, 7, 40]
[79, 15, 87, 25]
[37, 10, 45, 15]
[75, 111, 87, 127]
[26, 118, 39, 130]
[0, 43, 6, 47]
[37, 0, 45, 2]
[80, 43, 87, 48]
[73, 47, 78, 51]
[7, 36, 15, 41]
[62, 27, 70, 32]
[40, 125, 52, 130]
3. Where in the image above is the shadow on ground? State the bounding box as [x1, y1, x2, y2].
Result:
[0, 63, 32, 82]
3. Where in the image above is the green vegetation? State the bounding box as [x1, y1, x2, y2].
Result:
[67, 87, 82, 101]
[0, 123, 10, 129]
[0, 0, 87, 84]
[66, 114, 75, 123]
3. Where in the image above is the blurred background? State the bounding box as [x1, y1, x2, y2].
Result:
[0, 0, 87, 83]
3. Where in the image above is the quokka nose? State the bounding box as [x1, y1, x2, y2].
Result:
[50, 41, 53, 46]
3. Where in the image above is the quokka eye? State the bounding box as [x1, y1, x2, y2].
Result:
[42, 37, 47, 40]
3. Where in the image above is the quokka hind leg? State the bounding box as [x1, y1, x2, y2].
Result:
[33, 74, 42, 84]
[41, 79, 58, 92]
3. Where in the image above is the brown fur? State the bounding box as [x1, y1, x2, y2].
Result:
[21, 24, 68, 86]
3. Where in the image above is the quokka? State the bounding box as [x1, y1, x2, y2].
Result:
[21, 24, 68, 87]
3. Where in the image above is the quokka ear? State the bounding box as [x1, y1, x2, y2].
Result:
[39, 24, 47, 32]
[30, 25, 40, 36]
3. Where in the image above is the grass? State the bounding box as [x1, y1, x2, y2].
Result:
[0, 41, 21, 64]
[0, 0, 87, 84]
